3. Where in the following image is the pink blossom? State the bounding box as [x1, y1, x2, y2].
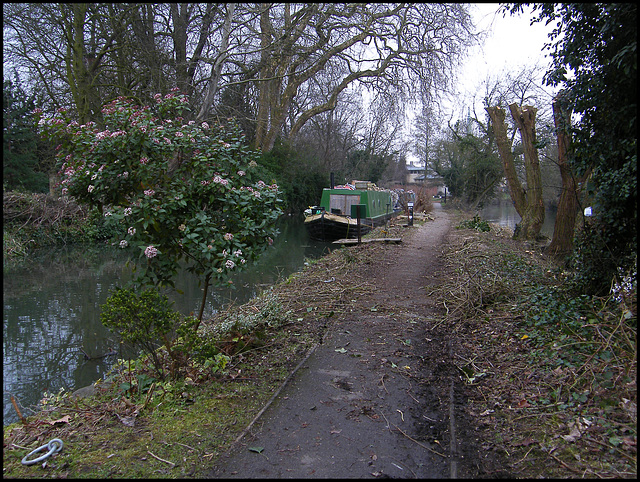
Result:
[175, 131, 184, 137]
[225, 259, 235, 269]
[253, 191, 261, 198]
[119, 240, 128, 248]
[224, 233, 234, 241]
[144, 189, 155, 196]
[124, 208, 132, 216]
[140, 157, 149, 165]
[201, 122, 209, 129]
[145, 245, 159, 258]
[237, 170, 245, 176]
[127, 227, 136, 235]
[87, 185, 95, 193]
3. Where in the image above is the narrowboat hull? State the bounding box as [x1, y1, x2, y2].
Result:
[304, 212, 372, 242]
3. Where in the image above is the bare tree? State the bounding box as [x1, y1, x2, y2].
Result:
[243, 3, 474, 151]
[5, 3, 475, 156]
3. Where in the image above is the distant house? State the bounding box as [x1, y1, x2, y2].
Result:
[404, 162, 447, 197]
[405, 162, 425, 184]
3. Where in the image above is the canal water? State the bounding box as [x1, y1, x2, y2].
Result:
[3, 216, 331, 426]
[480, 198, 557, 238]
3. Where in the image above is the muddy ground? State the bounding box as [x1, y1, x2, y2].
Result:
[208, 204, 505, 478]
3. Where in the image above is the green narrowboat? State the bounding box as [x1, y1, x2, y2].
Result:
[304, 181, 398, 241]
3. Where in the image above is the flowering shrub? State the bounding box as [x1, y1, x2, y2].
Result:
[36, 90, 282, 321]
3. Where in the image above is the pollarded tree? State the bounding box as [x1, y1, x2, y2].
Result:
[486, 103, 545, 240]
[543, 90, 587, 260]
[511, 3, 637, 295]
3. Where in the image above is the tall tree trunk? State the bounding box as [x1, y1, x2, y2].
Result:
[485, 106, 526, 214]
[546, 90, 589, 260]
[254, 4, 274, 150]
[508, 103, 545, 240]
[196, 3, 235, 122]
[63, 4, 112, 124]
[486, 104, 544, 241]
[170, 4, 189, 94]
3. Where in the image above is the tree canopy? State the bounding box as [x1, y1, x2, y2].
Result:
[3, 78, 48, 192]
[3, 3, 475, 153]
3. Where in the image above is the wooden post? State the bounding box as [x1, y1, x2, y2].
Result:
[356, 205, 362, 244]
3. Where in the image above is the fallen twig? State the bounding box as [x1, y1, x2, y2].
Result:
[392, 423, 447, 457]
[10, 395, 26, 424]
[147, 450, 175, 467]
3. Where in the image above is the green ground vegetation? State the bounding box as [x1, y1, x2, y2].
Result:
[436, 212, 636, 478]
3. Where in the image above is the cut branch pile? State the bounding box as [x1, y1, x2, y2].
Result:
[3, 192, 89, 228]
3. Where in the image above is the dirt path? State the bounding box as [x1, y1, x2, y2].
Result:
[209, 204, 482, 478]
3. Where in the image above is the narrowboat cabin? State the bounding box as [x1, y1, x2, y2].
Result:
[304, 181, 398, 241]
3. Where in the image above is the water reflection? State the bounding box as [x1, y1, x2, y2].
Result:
[480, 198, 556, 238]
[3, 216, 330, 426]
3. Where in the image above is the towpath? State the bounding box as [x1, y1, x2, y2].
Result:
[209, 204, 473, 478]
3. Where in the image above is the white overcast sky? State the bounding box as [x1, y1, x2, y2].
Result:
[406, 3, 559, 164]
[448, 3, 559, 119]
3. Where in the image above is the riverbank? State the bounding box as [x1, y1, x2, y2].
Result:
[3, 203, 636, 478]
[3, 190, 121, 268]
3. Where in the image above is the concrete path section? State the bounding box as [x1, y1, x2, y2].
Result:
[209, 204, 454, 478]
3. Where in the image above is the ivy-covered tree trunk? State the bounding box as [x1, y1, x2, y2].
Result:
[546, 91, 589, 260]
[62, 4, 112, 125]
[486, 104, 544, 241]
